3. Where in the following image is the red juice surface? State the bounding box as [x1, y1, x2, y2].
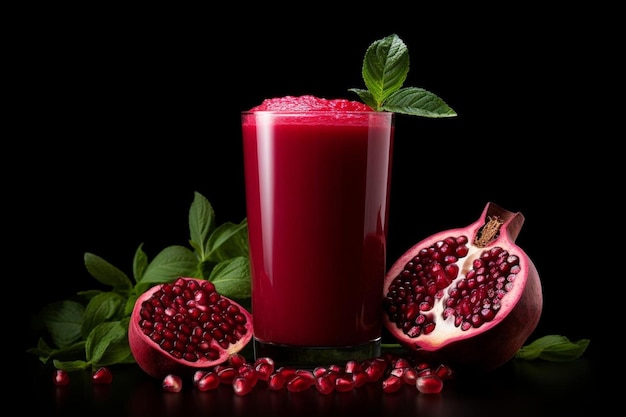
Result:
[242, 111, 394, 346]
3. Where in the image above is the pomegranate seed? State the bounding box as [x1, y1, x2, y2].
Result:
[196, 371, 220, 391]
[435, 363, 455, 380]
[228, 353, 247, 368]
[366, 357, 388, 382]
[254, 357, 275, 381]
[401, 367, 418, 385]
[393, 357, 411, 369]
[53, 369, 70, 386]
[344, 360, 361, 373]
[91, 367, 113, 384]
[232, 375, 254, 396]
[382, 375, 403, 393]
[294, 369, 315, 381]
[163, 374, 183, 392]
[334, 375, 355, 392]
[352, 370, 370, 388]
[416, 374, 444, 394]
[237, 363, 258, 387]
[192, 370, 206, 385]
[313, 366, 328, 378]
[216, 366, 237, 384]
[287, 375, 315, 392]
[327, 364, 343, 373]
[315, 375, 335, 394]
[268, 372, 287, 390]
[276, 366, 297, 378]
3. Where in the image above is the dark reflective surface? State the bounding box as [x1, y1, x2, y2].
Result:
[26, 352, 597, 417]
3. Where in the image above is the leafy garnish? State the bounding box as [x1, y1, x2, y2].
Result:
[349, 33, 457, 118]
[27, 191, 250, 371]
[515, 335, 590, 362]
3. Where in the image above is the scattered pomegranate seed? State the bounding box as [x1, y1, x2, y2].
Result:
[228, 353, 247, 368]
[416, 374, 444, 394]
[268, 371, 287, 390]
[163, 374, 183, 392]
[334, 374, 355, 392]
[315, 374, 335, 394]
[178, 352, 454, 396]
[287, 374, 315, 392]
[253, 357, 275, 381]
[232, 375, 254, 396]
[53, 369, 70, 386]
[352, 370, 370, 388]
[237, 363, 259, 387]
[91, 367, 113, 384]
[435, 363, 455, 380]
[382, 374, 403, 393]
[196, 371, 220, 391]
[401, 367, 418, 385]
[216, 366, 237, 384]
[192, 370, 206, 385]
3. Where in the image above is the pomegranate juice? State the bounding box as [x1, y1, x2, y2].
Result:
[242, 111, 394, 364]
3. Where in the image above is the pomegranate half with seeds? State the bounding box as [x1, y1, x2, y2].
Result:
[383, 202, 543, 373]
[128, 277, 253, 379]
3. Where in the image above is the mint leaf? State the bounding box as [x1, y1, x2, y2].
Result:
[138, 245, 198, 286]
[27, 338, 86, 364]
[383, 87, 457, 118]
[39, 300, 85, 348]
[132, 243, 149, 284]
[515, 335, 590, 361]
[350, 33, 457, 118]
[208, 256, 251, 299]
[360, 33, 409, 108]
[81, 291, 127, 338]
[84, 252, 134, 292]
[85, 320, 128, 365]
[53, 359, 91, 372]
[206, 218, 249, 262]
[189, 190, 216, 258]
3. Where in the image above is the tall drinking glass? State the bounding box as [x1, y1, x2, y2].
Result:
[242, 110, 395, 367]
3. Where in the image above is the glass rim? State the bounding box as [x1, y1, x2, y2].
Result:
[241, 110, 394, 115]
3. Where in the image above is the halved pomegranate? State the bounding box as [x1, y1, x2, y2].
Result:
[128, 277, 253, 378]
[383, 202, 543, 373]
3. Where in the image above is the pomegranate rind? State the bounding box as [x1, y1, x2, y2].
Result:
[128, 277, 253, 379]
[383, 202, 543, 373]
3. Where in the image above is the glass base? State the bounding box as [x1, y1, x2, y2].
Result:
[253, 337, 381, 369]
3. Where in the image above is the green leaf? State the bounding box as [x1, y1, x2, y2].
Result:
[40, 300, 85, 348]
[360, 33, 409, 109]
[139, 245, 198, 285]
[84, 252, 133, 292]
[53, 359, 91, 371]
[347, 88, 377, 109]
[85, 320, 128, 364]
[515, 335, 590, 361]
[208, 256, 251, 299]
[206, 218, 249, 262]
[349, 33, 457, 118]
[189, 191, 216, 259]
[93, 318, 134, 366]
[28, 339, 87, 364]
[132, 243, 149, 283]
[382, 87, 457, 117]
[81, 292, 126, 338]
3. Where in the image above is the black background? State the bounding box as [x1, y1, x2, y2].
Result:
[13, 5, 611, 361]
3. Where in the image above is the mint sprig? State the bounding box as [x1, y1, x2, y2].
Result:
[27, 191, 250, 371]
[515, 335, 591, 362]
[349, 33, 457, 118]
